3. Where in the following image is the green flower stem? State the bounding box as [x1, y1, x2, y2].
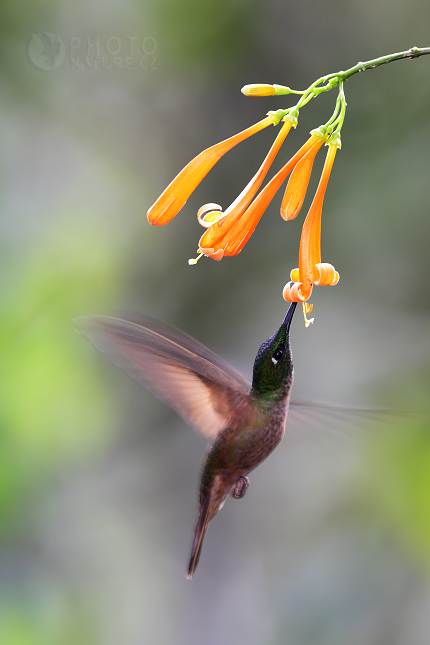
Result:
[337, 46, 430, 82]
[303, 46, 430, 98]
[325, 88, 343, 129]
[296, 76, 338, 109]
[279, 47, 430, 136]
[331, 81, 347, 133]
[267, 48, 429, 136]
[273, 85, 306, 96]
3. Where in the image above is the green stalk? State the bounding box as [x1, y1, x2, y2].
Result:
[337, 46, 430, 82]
[293, 47, 430, 109]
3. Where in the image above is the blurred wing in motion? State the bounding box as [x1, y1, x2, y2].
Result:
[287, 400, 411, 441]
[74, 315, 251, 441]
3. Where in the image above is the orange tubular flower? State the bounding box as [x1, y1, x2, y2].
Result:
[147, 116, 274, 226]
[198, 131, 326, 261]
[280, 136, 325, 221]
[195, 119, 293, 260]
[283, 139, 340, 303]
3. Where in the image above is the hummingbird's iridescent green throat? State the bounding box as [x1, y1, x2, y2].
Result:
[75, 302, 297, 579]
[251, 302, 296, 397]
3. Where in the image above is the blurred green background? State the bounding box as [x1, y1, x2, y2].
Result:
[1, 1, 430, 643]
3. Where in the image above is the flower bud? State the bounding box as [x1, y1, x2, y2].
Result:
[241, 84, 276, 97]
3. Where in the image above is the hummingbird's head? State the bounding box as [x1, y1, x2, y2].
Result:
[251, 302, 297, 397]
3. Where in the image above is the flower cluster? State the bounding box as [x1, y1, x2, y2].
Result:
[147, 77, 346, 323]
[147, 109, 300, 261]
[145, 49, 430, 323]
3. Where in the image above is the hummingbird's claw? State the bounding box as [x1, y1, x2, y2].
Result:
[232, 476, 250, 499]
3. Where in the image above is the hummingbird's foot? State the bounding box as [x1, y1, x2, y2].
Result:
[232, 476, 250, 499]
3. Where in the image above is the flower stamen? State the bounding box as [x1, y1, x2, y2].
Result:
[302, 302, 314, 327]
[188, 252, 204, 265]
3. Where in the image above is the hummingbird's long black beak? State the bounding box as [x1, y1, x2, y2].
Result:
[283, 301, 297, 332]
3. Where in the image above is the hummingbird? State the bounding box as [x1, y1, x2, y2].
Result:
[75, 302, 297, 579]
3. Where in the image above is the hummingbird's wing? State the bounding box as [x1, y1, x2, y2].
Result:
[75, 315, 251, 441]
[287, 400, 409, 441]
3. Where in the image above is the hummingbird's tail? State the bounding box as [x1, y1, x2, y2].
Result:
[187, 495, 211, 580]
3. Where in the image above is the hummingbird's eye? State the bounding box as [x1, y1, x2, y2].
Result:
[272, 347, 284, 364]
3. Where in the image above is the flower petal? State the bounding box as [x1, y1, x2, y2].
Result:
[197, 203, 224, 228]
[199, 133, 322, 259]
[314, 262, 339, 286]
[280, 139, 324, 221]
[147, 116, 274, 226]
[298, 143, 338, 292]
[197, 120, 292, 254]
[282, 281, 312, 302]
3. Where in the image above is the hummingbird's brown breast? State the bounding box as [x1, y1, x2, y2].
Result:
[200, 393, 291, 498]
